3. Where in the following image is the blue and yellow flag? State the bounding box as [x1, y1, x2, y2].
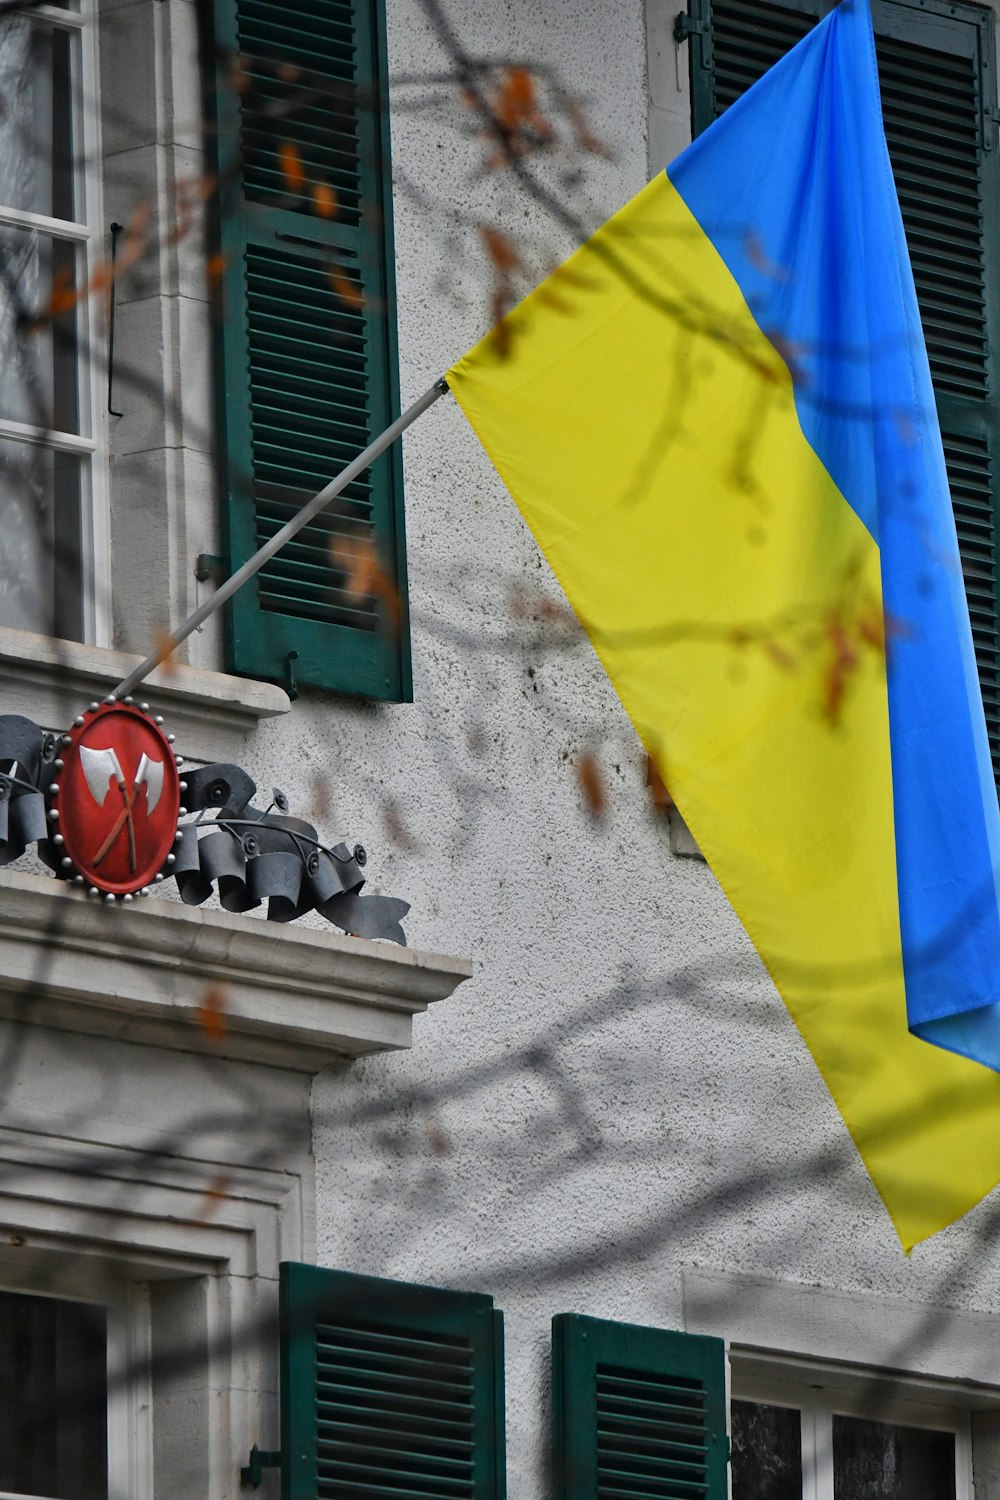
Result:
[448, 0, 1000, 1248]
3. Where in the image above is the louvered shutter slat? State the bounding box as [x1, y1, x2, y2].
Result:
[238, 0, 363, 224]
[552, 1314, 727, 1500]
[211, 0, 410, 699]
[687, 0, 1000, 786]
[280, 1264, 505, 1500]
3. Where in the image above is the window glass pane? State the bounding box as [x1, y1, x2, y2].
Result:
[832, 1414, 956, 1500]
[0, 1289, 107, 1500]
[0, 16, 77, 221]
[0, 226, 81, 434]
[731, 1399, 803, 1500]
[0, 438, 85, 640]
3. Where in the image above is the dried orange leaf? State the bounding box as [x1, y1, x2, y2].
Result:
[334, 536, 400, 629]
[858, 606, 886, 654]
[89, 262, 113, 297]
[745, 232, 791, 283]
[313, 181, 339, 219]
[823, 668, 845, 724]
[495, 66, 537, 127]
[127, 201, 152, 238]
[278, 140, 306, 195]
[827, 616, 858, 670]
[820, 613, 862, 724]
[372, 564, 400, 631]
[195, 1172, 231, 1221]
[646, 755, 673, 813]
[154, 626, 179, 678]
[229, 52, 250, 94]
[763, 638, 796, 670]
[46, 266, 79, 319]
[480, 224, 520, 273]
[384, 798, 417, 853]
[426, 1113, 449, 1156]
[576, 750, 606, 818]
[198, 983, 229, 1042]
[334, 537, 377, 599]
[489, 315, 512, 357]
[534, 285, 572, 314]
[328, 265, 363, 308]
[560, 94, 612, 158]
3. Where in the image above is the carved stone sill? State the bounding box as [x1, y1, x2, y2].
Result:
[0, 628, 289, 764]
[0, 870, 472, 1072]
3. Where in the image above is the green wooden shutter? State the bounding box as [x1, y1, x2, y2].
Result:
[686, 0, 1000, 782]
[210, 0, 410, 700]
[551, 1313, 727, 1500]
[279, 1263, 506, 1500]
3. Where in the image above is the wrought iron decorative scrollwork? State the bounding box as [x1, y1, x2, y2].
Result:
[0, 716, 409, 945]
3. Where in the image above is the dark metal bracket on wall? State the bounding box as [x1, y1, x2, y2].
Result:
[194, 553, 226, 584]
[239, 1446, 281, 1488]
[673, 7, 713, 65]
[107, 222, 124, 417]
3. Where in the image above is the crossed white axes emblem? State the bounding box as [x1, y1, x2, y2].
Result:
[80, 746, 164, 874]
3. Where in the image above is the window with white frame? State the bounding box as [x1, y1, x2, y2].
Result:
[731, 1357, 972, 1500]
[0, 0, 105, 644]
[0, 1272, 153, 1500]
[0, 1287, 108, 1500]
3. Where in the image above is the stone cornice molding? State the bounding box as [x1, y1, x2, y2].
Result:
[0, 628, 289, 764]
[0, 870, 471, 1071]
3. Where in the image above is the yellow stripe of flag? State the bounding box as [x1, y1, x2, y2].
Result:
[448, 171, 1000, 1250]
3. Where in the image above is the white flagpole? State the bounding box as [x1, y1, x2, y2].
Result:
[114, 378, 449, 700]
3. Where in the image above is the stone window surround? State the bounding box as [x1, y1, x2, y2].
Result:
[0, 860, 470, 1498]
[683, 1267, 1000, 1498]
[0, 1104, 311, 1500]
[0, 626, 290, 766]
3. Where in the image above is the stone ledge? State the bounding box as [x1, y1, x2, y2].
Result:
[0, 870, 472, 1071]
[683, 1267, 1000, 1395]
[0, 628, 289, 764]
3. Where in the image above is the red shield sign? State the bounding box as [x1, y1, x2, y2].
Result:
[56, 704, 181, 895]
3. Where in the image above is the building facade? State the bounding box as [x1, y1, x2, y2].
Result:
[1, 0, 999, 1496]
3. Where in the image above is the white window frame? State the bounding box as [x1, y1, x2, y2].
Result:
[107, 1282, 154, 1500]
[0, 0, 109, 647]
[731, 1352, 973, 1500]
